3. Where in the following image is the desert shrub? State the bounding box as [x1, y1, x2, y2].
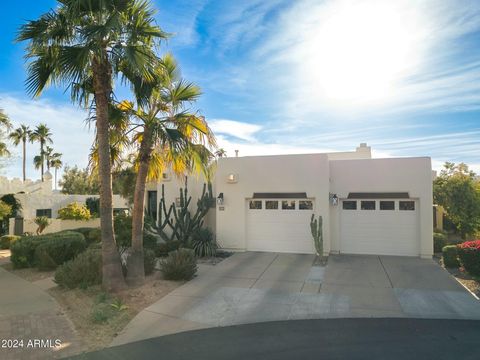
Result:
[159, 248, 197, 281]
[0, 235, 20, 249]
[457, 240, 480, 276]
[143, 233, 158, 250]
[54, 248, 102, 288]
[10, 231, 85, 269]
[85, 197, 100, 217]
[34, 234, 87, 270]
[442, 245, 460, 268]
[192, 228, 217, 257]
[57, 202, 91, 220]
[144, 249, 157, 275]
[155, 240, 181, 257]
[433, 232, 447, 253]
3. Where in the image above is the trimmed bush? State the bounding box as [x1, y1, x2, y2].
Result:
[10, 231, 86, 269]
[57, 202, 91, 220]
[159, 248, 197, 281]
[144, 249, 157, 275]
[54, 248, 102, 288]
[433, 232, 447, 253]
[442, 245, 460, 268]
[457, 240, 480, 276]
[71, 227, 101, 245]
[0, 235, 20, 249]
[34, 234, 87, 270]
[192, 228, 217, 257]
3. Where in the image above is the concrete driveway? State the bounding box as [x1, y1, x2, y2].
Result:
[112, 252, 480, 346]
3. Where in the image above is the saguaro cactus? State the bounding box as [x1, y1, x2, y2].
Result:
[310, 214, 323, 256]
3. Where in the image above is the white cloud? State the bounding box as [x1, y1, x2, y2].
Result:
[210, 119, 262, 142]
[0, 94, 93, 181]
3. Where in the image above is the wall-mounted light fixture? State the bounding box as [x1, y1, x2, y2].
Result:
[329, 193, 339, 206]
[217, 192, 224, 205]
[227, 173, 238, 183]
[161, 172, 171, 181]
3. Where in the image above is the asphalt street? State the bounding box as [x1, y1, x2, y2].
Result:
[70, 318, 480, 360]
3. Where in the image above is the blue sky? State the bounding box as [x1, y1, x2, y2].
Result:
[0, 0, 479, 181]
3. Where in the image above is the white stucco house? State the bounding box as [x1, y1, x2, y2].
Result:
[149, 143, 433, 258]
[0, 172, 129, 235]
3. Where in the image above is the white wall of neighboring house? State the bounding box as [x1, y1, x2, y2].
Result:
[1, 174, 130, 235]
[9, 218, 101, 235]
[14, 193, 128, 219]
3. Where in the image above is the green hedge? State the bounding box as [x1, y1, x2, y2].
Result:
[70, 227, 101, 245]
[54, 248, 101, 289]
[0, 235, 20, 249]
[433, 232, 447, 253]
[34, 235, 87, 270]
[10, 231, 86, 269]
[457, 240, 480, 276]
[442, 245, 460, 268]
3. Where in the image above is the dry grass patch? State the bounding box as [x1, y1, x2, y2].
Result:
[48, 271, 181, 353]
[1, 262, 55, 282]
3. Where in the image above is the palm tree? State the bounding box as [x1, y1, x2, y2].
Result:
[0, 109, 12, 157]
[49, 153, 63, 190]
[18, 0, 168, 292]
[9, 125, 31, 181]
[121, 54, 216, 285]
[215, 148, 227, 158]
[29, 124, 52, 181]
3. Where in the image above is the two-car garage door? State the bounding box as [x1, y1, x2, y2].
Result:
[246, 198, 315, 254]
[340, 199, 419, 256]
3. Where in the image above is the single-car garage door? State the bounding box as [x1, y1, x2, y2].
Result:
[246, 198, 315, 254]
[340, 199, 419, 256]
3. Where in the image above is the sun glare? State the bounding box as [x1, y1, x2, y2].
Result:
[299, 0, 426, 105]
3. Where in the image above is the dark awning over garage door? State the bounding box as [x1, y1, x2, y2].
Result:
[347, 192, 410, 199]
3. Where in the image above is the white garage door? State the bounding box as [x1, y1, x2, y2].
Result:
[246, 199, 315, 254]
[340, 199, 419, 256]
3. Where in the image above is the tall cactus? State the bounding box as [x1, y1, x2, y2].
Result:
[151, 177, 214, 246]
[310, 214, 323, 256]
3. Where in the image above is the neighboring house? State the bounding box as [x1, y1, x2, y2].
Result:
[1, 171, 129, 235]
[149, 143, 434, 259]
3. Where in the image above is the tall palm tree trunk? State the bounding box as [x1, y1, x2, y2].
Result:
[22, 139, 26, 182]
[93, 57, 126, 292]
[40, 142, 44, 182]
[127, 128, 153, 286]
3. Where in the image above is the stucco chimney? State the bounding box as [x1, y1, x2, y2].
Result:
[235, 150, 239, 157]
[355, 143, 372, 158]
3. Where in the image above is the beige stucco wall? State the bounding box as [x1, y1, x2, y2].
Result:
[0, 176, 53, 195]
[329, 157, 433, 258]
[215, 154, 330, 253]
[9, 218, 100, 235]
[15, 193, 129, 219]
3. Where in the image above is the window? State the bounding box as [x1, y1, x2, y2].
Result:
[299, 200, 313, 210]
[282, 200, 295, 210]
[249, 200, 262, 209]
[380, 201, 395, 210]
[265, 201, 278, 210]
[361, 201, 376, 210]
[342, 201, 357, 210]
[399, 201, 415, 211]
[147, 191, 157, 220]
[36, 209, 52, 218]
